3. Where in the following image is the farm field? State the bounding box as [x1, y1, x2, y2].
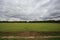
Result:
[0, 23, 60, 31]
[0, 23, 60, 40]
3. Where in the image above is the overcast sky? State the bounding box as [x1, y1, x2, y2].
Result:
[0, 0, 60, 21]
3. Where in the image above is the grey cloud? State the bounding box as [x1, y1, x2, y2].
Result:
[0, 0, 60, 21]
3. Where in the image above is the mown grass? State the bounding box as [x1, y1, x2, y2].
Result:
[0, 23, 60, 31]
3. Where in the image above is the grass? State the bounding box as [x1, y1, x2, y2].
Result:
[0, 38, 46, 40]
[0, 23, 60, 31]
[48, 38, 60, 40]
[0, 38, 60, 40]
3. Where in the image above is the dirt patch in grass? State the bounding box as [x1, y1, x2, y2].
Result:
[0, 31, 60, 37]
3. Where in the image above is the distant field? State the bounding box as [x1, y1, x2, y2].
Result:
[0, 23, 60, 31]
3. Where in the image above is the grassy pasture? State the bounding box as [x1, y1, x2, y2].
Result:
[0, 23, 60, 31]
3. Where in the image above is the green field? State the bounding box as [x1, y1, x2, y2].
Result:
[0, 23, 60, 31]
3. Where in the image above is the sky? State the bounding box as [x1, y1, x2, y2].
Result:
[0, 0, 60, 21]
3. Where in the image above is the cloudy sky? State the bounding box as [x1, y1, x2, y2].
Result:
[0, 0, 60, 21]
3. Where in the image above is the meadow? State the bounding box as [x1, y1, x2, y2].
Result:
[0, 23, 60, 31]
[0, 23, 60, 40]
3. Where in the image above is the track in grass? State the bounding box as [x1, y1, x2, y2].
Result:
[1, 36, 60, 38]
[0, 38, 60, 40]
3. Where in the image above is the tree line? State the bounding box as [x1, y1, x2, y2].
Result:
[0, 20, 60, 23]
